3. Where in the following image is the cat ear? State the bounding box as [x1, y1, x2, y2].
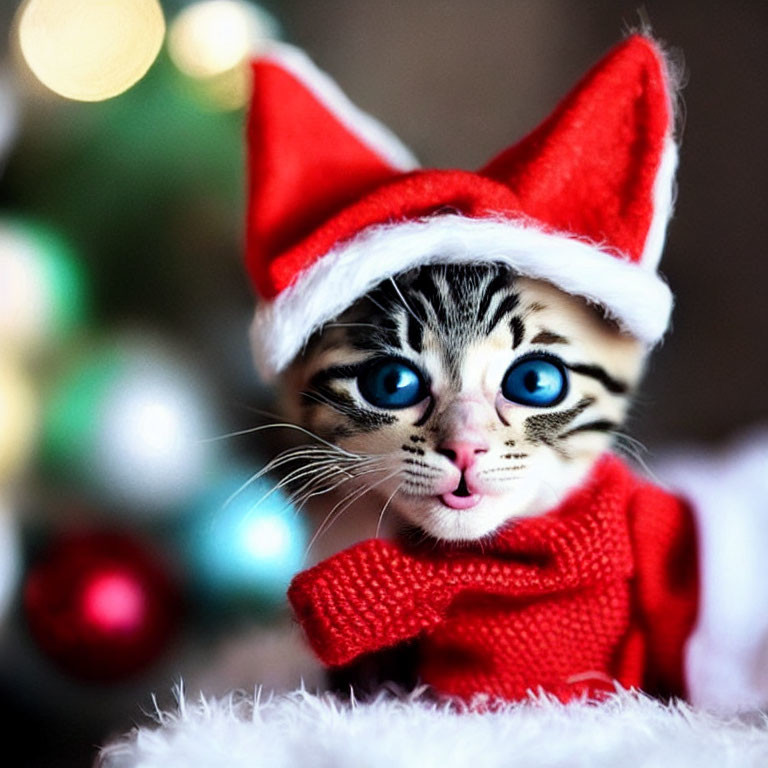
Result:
[246, 44, 419, 295]
[482, 35, 677, 269]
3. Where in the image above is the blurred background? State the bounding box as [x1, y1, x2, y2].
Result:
[0, 1, 765, 765]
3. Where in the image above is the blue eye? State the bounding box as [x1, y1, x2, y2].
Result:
[358, 359, 428, 409]
[501, 356, 568, 407]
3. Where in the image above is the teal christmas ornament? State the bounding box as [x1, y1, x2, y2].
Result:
[183, 467, 308, 607]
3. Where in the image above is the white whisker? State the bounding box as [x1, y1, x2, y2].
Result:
[285, 457, 383, 507]
[304, 467, 399, 558]
[307, 464, 389, 542]
[246, 461, 352, 512]
[217, 440, 374, 514]
[199, 422, 360, 457]
[610, 430, 661, 483]
[324, 322, 381, 330]
[389, 276, 425, 330]
[241, 454, 383, 515]
[220, 453, 343, 511]
[376, 483, 401, 539]
[291, 470, 362, 512]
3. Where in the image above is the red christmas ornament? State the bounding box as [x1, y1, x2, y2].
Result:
[24, 530, 180, 681]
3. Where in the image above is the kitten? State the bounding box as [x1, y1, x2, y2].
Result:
[279, 263, 645, 546]
[246, 38, 711, 708]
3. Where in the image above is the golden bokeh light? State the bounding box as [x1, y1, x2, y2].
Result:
[191, 64, 251, 111]
[169, 0, 277, 80]
[0, 359, 38, 485]
[18, 0, 165, 102]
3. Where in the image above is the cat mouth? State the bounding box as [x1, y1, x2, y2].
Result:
[438, 474, 482, 510]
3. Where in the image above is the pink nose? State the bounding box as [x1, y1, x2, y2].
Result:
[437, 440, 488, 471]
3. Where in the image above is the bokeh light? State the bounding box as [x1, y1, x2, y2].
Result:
[184, 468, 308, 605]
[24, 531, 180, 680]
[0, 499, 20, 624]
[169, 0, 277, 78]
[17, 0, 165, 102]
[41, 339, 221, 515]
[168, 0, 279, 110]
[0, 72, 19, 164]
[0, 358, 38, 485]
[81, 570, 147, 634]
[0, 218, 88, 353]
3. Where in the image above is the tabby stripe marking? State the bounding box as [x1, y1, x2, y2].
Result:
[566, 363, 628, 395]
[403, 458, 439, 471]
[475, 271, 510, 323]
[300, 387, 396, 431]
[559, 419, 618, 439]
[486, 293, 520, 334]
[413, 271, 448, 327]
[309, 362, 369, 386]
[414, 397, 435, 427]
[524, 396, 595, 447]
[406, 307, 424, 353]
[531, 330, 569, 345]
[509, 315, 526, 349]
[380, 317, 402, 350]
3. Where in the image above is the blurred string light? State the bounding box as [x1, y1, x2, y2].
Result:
[0, 358, 38, 486]
[183, 468, 308, 606]
[168, 0, 279, 110]
[40, 339, 221, 515]
[0, 218, 88, 354]
[0, 498, 21, 624]
[16, 0, 165, 102]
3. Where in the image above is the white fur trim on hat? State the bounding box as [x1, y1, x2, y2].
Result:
[642, 137, 678, 271]
[250, 213, 673, 380]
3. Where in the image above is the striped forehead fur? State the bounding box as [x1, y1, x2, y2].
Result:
[335, 265, 522, 363]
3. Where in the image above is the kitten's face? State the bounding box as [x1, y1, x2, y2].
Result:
[281, 265, 646, 541]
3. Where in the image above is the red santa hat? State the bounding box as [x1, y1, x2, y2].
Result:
[246, 35, 678, 380]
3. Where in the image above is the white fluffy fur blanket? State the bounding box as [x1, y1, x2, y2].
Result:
[98, 687, 768, 768]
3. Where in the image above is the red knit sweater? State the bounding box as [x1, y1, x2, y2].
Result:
[288, 455, 699, 703]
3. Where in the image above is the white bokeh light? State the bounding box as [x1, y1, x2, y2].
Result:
[91, 347, 219, 513]
[0, 359, 38, 485]
[0, 227, 50, 350]
[241, 513, 292, 563]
